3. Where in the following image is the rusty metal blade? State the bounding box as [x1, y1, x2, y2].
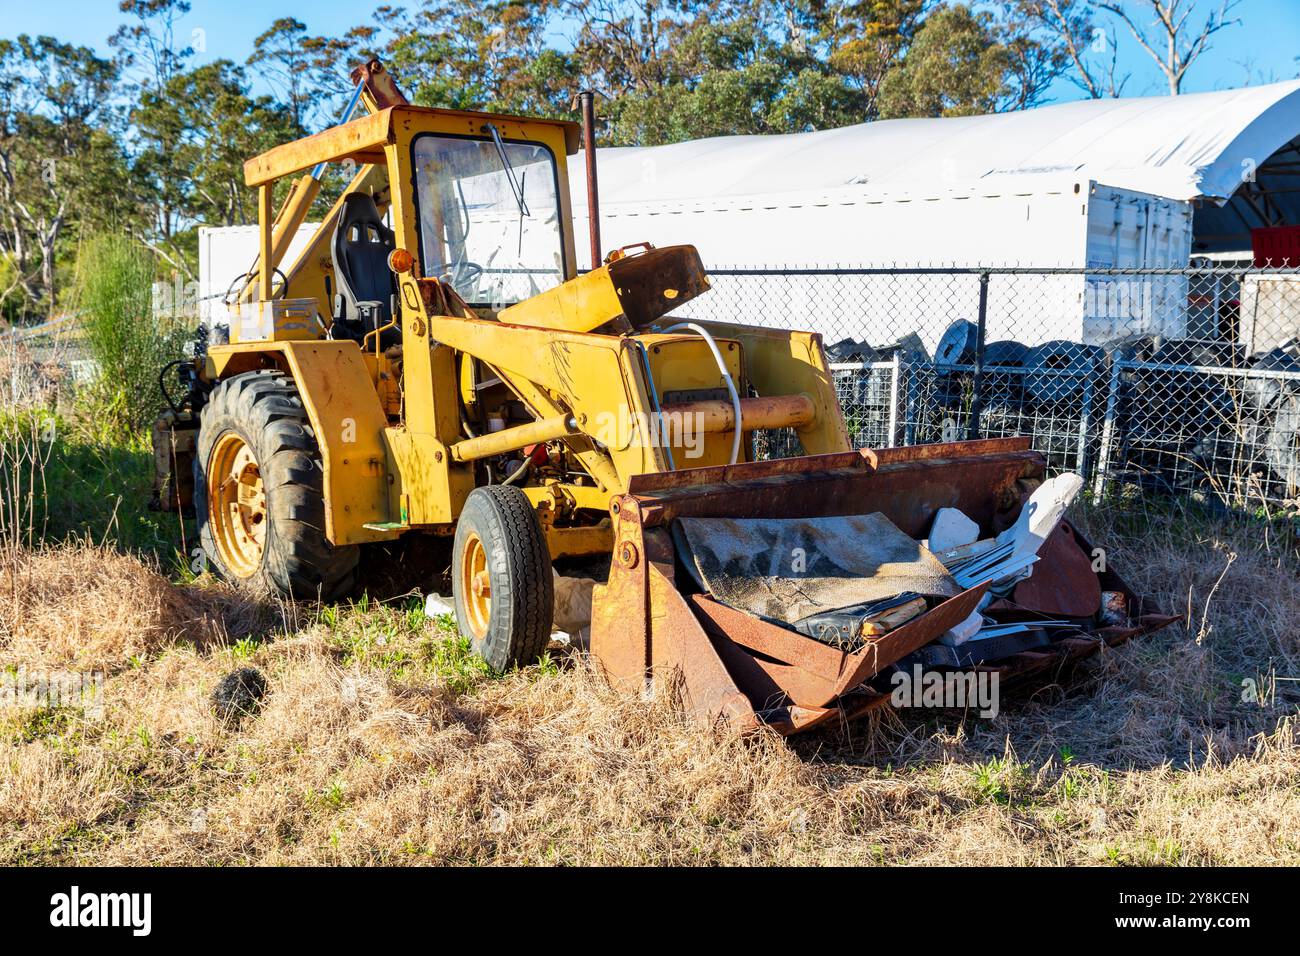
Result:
[645, 531, 758, 731]
[689, 583, 990, 703]
[707, 632, 841, 709]
[689, 594, 850, 679]
[629, 442, 1043, 538]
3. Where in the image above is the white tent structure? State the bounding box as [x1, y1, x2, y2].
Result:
[568, 81, 1300, 347]
[575, 79, 1300, 262]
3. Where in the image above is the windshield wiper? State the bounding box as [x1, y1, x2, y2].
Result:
[483, 123, 530, 218]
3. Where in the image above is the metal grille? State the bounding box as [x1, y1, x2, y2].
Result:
[673, 263, 1300, 511]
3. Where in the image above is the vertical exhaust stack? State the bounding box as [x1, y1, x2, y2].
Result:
[578, 90, 602, 269]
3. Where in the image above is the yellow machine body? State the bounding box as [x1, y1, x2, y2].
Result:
[207, 75, 851, 555]
[161, 62, 1172, 737]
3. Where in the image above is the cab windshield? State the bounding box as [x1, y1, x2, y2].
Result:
[412, 133, 566, 307]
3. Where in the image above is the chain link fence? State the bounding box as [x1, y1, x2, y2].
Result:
[678, 263, 1300, 511]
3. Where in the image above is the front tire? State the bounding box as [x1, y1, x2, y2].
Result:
[452, 485, 554, 670]
[194, 370, 359, 600]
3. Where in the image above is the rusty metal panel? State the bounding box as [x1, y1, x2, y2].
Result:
[861, 436, 1031, 467]
[608, 244, 711, 326]
[689, 583, 988, 707]
[640, 529, 758, 729]
[351, 59, 410, 109]
[689, 594, 850, 678]
[628, 450, 867, 495]
[630, 444, 1043, 537]
[709, 636, 841, 710]
[589, 516, 650, 691]
[1011, 522, 1102, 618]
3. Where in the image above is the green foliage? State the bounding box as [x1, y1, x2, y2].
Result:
[0, 253, 23, 326]
[968, 755, 1032, 806]
[132, 59, 300, 233]
[5, 707, 73, 745]
[333, 0, 1080, 145]
[0, 33, 134, 317]
[75, 234, 188, 437]
[229, 637, 261, 661]
[0, 0, 1225, 318]
[327, 596, 496, 693]
[878, 4, 1012, 118]
[0, 408, 175, 552]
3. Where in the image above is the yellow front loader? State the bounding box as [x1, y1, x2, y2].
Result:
[153, 62, 1174, 735]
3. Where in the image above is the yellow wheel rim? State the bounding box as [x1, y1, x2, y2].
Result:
[209, 432, 267, 578]
[457, 531, 491, 640]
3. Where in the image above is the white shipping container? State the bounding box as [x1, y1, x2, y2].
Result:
[198, 224, 321, 326]
[572, 176, 1193, 351]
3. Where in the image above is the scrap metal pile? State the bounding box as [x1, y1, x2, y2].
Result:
[590, 438, 1179, 735]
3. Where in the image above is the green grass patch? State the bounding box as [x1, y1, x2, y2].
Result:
[326, 596, 494, 692]
[1, 408, 181, 554]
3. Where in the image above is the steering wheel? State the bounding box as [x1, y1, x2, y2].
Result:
[224, 267, 289, 305]
[443, 261, 484, 288]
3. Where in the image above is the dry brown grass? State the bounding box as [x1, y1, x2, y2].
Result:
[1, 501, 1298, 866]
[0, 544, 278, 673]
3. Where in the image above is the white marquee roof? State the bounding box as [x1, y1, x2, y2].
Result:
[583, 80, 1300, 208]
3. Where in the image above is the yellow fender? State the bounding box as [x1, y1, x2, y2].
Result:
[207, 340, 394, 545]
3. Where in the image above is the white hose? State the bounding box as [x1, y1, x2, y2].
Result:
[661, 322, 743, 466]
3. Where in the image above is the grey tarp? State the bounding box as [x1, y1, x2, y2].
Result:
[674, 513, 960, 626]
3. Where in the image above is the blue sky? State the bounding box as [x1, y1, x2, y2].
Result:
[3, 0, 1298, 104]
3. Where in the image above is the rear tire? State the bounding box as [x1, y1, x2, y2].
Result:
[194, 370, 359, 600]
[452, 485, 554, 671]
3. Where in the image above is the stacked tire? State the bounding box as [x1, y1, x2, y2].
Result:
[1250, 348, 1300, 496]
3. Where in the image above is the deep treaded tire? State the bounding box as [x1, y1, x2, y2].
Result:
[452, 485, 554, 671]
[194, 370, 359, 600]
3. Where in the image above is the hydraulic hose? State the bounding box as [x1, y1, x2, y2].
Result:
[660, 322, 743, 465]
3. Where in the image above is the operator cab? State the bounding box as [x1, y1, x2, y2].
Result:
[234, 100, 580, 343]
[411, 129, 568, 309]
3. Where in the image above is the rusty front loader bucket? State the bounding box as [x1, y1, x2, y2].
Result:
[590, 438, 1178, 735]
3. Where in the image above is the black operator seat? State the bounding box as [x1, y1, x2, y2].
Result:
[331, 191, 400, 347]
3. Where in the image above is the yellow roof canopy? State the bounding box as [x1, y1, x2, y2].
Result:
[243, 105, 582, 188]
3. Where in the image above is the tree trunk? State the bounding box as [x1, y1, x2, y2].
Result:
[38, 214, 62, 317]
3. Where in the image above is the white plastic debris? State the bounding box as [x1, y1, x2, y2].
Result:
[950, 472, 1083, 591]
[424, 593, 455, 617]
[998, 472, 1084, 558]
[927, 507, 980, 552]
[937, 609, 984, 647]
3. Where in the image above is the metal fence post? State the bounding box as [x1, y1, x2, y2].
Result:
[1076, 372, 1095, 479]
[903, 358, 917, 447]
[1093, 358, 1125, 498]
[966, 270, 990, 440]
[887, 351, 901, 447]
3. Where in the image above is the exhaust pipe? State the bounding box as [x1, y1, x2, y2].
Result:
[578, 90, 601, 269]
